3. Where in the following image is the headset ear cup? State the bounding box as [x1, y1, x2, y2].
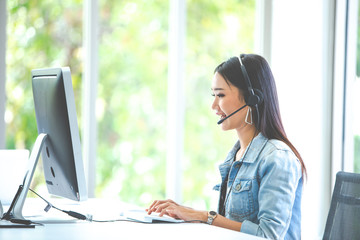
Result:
[246, 89, 263, 107]
[246, 94, 260, 107]
[252, 89, 263, 129]
[253, 88, 264, 105]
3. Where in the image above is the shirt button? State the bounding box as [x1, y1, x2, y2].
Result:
[235, 183, 241, 191]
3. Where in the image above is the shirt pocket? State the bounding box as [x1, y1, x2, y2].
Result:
[226, 179, 255, 221]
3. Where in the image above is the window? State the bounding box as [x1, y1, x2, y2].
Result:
[6, 0, 83, 187]
[96, 0, 255, 207]
[6, 0, 256, 207]
[183, 0, 255, 208]
[340, 0, 360, 174]
[96, 0, 169, 203]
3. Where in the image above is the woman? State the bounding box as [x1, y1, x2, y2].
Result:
[147, 54, 306, 240]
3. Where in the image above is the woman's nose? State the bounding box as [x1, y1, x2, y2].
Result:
[211, 98, 218, 111]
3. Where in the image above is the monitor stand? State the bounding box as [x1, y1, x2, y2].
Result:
[1, 133, 48, 222]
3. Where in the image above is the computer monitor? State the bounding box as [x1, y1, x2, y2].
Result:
[32, 67, 87, 201]
[2, 67, 87, 221]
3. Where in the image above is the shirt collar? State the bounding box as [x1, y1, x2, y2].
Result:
[223, 132, 268, 164]
[218, 133, 269, 182]
[242, 132, 268, 163]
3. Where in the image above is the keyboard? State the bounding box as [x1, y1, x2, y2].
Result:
[124, 209, 184, 223]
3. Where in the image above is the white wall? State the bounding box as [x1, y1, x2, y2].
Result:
[270, 0, 334, 239]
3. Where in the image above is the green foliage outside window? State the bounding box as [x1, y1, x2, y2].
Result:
[184, 0, 255, 208]
[6, 0, 255, 208]
[355, 136, 360, 173]
[96, 0, 255, 208]
[6, 0, 83, 188]
[96, 0, 170, 204]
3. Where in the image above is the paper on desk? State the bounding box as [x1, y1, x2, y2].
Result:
[0, 150, 29, 205]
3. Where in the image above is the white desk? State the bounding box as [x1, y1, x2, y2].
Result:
[0, 198, 265, 240]
[0, 221, 264, 240]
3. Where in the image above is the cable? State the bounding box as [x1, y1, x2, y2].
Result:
[29, 188, 92, 221]
[28, 188, 208, 224]
[9, 218, 44, 226]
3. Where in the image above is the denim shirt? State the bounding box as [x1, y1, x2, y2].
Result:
[214, 133, 302, 240]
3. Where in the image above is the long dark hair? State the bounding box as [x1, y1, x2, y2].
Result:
[215, 54, 307, 179]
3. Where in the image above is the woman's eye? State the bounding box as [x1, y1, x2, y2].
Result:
[211, 93, 225, 98]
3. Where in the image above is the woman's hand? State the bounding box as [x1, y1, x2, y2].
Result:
[146, 199, 179, 215]
[146, 199, 207, 222]
[146, 199, 242, 231]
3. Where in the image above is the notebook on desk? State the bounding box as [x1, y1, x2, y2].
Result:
[124, 209, 184, 223]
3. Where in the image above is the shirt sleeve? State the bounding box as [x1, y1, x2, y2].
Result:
[240, 148, 302, 239]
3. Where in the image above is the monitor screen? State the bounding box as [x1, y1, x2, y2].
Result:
[31, 67, 87, 201]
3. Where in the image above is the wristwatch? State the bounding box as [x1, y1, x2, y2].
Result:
[207, 211, 218, 225]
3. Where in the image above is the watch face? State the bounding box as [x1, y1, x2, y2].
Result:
[207, 211, 217, 225]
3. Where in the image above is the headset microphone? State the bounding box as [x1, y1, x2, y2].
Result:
[217, 104, 247, 125]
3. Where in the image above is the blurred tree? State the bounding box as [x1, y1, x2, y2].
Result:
[96, 0, 169, 204]
[96, 0, 255, 207]
[355, 135, 360, 173]
[6, 0, 83, 189]
[183, 0, 255, 208]
[7, 0, 255, 207]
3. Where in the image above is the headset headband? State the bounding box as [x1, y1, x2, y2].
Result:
[238, 55, 259, 106]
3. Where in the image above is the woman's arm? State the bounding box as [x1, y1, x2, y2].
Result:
[240, 148, 302, 239]
[146, 199, 242, 231]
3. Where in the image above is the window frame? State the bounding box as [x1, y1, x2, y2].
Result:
[82, 0, 99, 198]
[332, 0, 359, 186]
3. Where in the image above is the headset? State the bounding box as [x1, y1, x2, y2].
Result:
[216, 54, 264, 127]
[238, 54, 263, 128]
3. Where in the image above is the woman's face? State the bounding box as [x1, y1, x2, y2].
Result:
[211, 72, 247, 131]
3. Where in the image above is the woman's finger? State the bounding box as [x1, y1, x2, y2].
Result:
[146, 199, 177, 214]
